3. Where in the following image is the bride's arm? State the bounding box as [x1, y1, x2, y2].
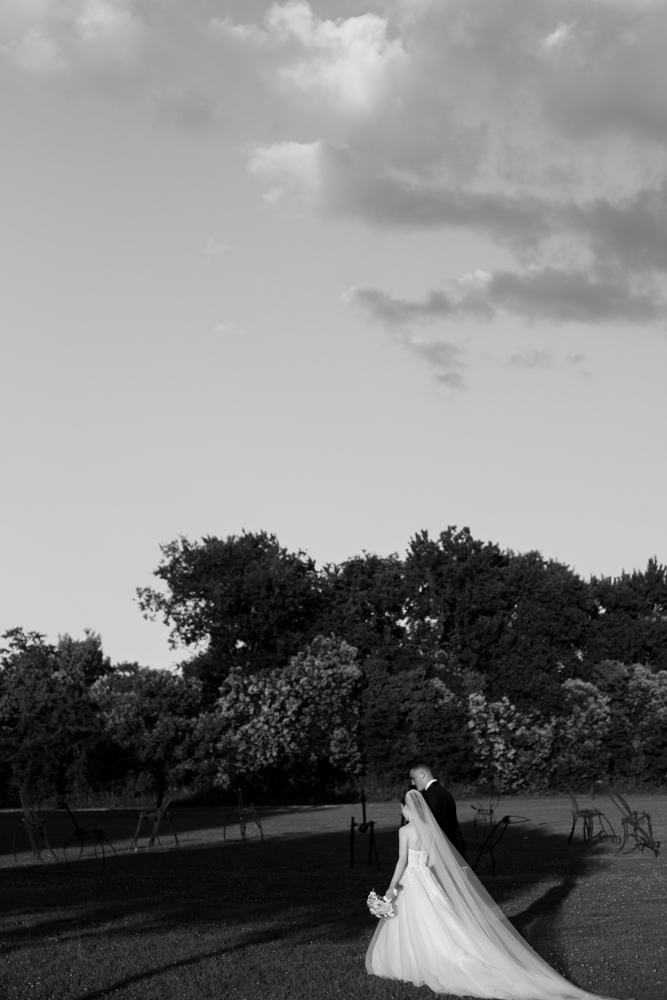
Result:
[386, 826, 409, 897]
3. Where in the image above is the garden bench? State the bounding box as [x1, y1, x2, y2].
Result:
[130, 794, 180, 851]
[567, 792, 618, 846]
[13, 788, 59, 863]
[608, 791, 661, 857]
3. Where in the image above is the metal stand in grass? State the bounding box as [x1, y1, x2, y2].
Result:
[223, 789, 264, 843]
[567, 792, 619, 847]
[608, 791, 661, 857]
[13, 788, 60, 864]
[130, 794, 180, 852]
[470, 794, 501, 835]
[59, 800, 118, 870]
[464, 815, 530, 877]
[350, 789, 380, 868]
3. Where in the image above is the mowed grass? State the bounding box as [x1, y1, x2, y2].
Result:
[0, 795, 665, 1000]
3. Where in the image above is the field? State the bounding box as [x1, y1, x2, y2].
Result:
[0, 794, 665, 1000]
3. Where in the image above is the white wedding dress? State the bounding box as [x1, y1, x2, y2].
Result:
[366, 791, 618, 1000]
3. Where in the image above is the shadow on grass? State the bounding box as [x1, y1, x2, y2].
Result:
[0, 816, 605, 996]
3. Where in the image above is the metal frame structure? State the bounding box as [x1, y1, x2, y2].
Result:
[470, 794, 501, 835]
[60, 800, 117, 870]
[567, 792, 619, 846]
[12, 789, 59, 864]
[608, 791, 661, 857]
[349, 791, 380, 868]
[465, 814, 529, 877]
[130, 795, 180, 851]
[223, 789, 264, 843]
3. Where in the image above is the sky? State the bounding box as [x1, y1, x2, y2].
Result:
[1, 0, 666, 670]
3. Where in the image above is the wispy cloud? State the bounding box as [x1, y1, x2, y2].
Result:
[506, 348, 592, 379]
[508, 350, 553, 370]
[348, 266, 665, 328]
[541, 21, 576, 51]
[210, 321, 244, 338]
[202, 238, 228, 264]
[404, 337, 465, 389]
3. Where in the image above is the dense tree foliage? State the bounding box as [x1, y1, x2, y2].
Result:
[588, 559, 667, 671]
[316, 553, 408, 661]
[92, 665, 203, 806]
[137, 532, 323, 701]
[0, 629, 111, 801]
[197, 635, 363, 790]
[4, 527, 667, 803]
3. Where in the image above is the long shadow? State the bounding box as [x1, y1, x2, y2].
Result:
[510, 877, 578, 936]
[0, 816, 612, 998]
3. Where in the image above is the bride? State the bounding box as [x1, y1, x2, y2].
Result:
[366, 790, 620, 1000]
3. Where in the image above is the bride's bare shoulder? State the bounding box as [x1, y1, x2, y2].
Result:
[399, 823, 420, 849]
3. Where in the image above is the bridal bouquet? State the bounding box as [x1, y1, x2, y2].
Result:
[366, 890, 397, 919]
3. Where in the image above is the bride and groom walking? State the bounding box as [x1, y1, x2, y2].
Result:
[366, 763, 620, 1000]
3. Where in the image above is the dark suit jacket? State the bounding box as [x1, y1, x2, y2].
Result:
[420, 781, 467, 860]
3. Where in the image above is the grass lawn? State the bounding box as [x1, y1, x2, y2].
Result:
[0, 794, 665, 1000]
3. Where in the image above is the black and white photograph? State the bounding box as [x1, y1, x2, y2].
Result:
[1, 2, 665, 999]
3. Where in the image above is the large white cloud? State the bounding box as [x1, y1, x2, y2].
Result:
[217, 1, 667, 341]
[5, 0, 667, 350]
[215, 1, 406, 112]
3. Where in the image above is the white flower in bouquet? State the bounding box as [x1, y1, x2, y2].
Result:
[366, 889, 397, 919]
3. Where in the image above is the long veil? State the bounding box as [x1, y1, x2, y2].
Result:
[403, 790, 618, 1000]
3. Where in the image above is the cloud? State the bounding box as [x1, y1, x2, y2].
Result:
[508, 350, 553, 369]
[74, 0, 136, 45]
[213, 2, 406, 113]
[0, 0, 147, 81]
[541, 21, 576, 51]
[202, 237, 228, 263]
[248, 140, 324, 208]
[227, 4, 667, 335]
[506, 348, 594, 378]
[210, 322, 244, 337]
[7, 27, 67, 74]
[349, 265, 666, 330]
[5, 0, 667, 349]
[403, 337, 465, 389]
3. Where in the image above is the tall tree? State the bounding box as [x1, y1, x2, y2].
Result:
[316, 553, 408, 661]
[91, 664, 203, 806]
[199, 635, 363, 791]
[0, 629, 109, 800]
[404, 528, 596, 713]
[492, 552, 596, 711]
[404, 526, 513, 677]
[588, 558, 667, 671]
[137, 532, 323, 701]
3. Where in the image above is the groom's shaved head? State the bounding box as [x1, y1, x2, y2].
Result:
[411, 762, 433, 776]
[409, 763, 434, 790]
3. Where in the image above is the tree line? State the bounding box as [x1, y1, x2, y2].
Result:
[2, 527, 666, 805]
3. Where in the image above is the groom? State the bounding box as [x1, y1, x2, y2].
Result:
[409, 762, 467, 860]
